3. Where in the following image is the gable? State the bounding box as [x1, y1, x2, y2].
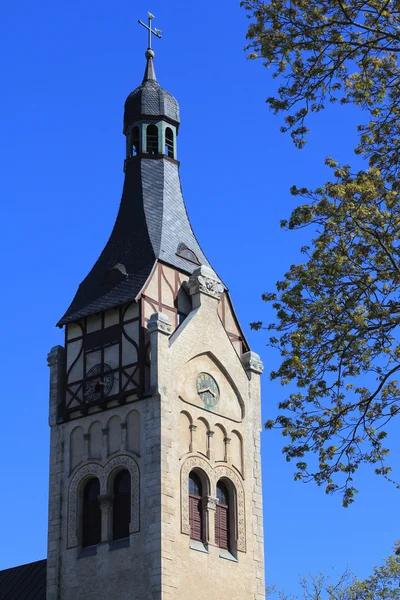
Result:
[178, 351, 244, 422]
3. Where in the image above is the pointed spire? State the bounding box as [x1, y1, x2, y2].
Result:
[143, 48, 156, 82]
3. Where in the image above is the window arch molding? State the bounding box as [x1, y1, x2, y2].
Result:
[105, 455, 140, 536]
[214, 465, 246, 552]
[68, 454, 140, 548]
[181, 456, 214, 537]
[68, 463, 104, 548]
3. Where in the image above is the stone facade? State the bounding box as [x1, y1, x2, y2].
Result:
[46, 267, 265, 600]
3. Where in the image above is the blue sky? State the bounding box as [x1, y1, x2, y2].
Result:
[1, 0, 398, 594]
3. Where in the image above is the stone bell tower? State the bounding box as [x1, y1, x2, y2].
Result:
[46, 15, 265, 600]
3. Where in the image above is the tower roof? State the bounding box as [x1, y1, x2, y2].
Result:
[123, 53, 180, 134]
[58, 47, 215, 327]
[58, 158, 211, 326]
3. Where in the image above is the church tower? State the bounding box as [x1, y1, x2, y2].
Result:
[46, 17, 265, 600]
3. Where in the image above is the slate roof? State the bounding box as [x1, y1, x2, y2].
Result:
[0, 559, 46, 600]
[58, 157, 212, 326]
[123, 55, 180, 134]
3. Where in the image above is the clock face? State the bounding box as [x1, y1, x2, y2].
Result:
[196, 372, 220, 410]
[84, 363, 114, 403]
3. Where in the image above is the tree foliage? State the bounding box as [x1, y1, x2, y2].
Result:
[241, 0, 400, 504]
[266, 545, 400, 599]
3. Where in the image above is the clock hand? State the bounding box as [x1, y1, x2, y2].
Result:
[199, 387, 216, 397]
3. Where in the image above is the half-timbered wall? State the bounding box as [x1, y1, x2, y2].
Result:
[142, 263, 248, 356]
[64, 302, 141, 418]
[63, 263, 248, 420]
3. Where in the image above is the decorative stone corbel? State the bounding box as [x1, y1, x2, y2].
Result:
[242, 351, 264, 375]
[188, 265, 224, 307]
[147, 312, 172, 335]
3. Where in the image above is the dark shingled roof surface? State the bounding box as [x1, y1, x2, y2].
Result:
[58, 157, 212, 326]
[123, 57, 180, 133]
[0, 559, 46, 600]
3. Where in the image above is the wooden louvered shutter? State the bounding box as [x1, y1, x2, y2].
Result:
[215, 504, 229, 549]
[216, 481, 230, 549]
[189, 495, 202, 541]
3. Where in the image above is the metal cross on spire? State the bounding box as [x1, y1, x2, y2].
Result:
[138, 12, 162, 51]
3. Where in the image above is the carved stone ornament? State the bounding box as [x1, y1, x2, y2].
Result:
[68, 454, 140, 548]
[242, 351, 264, 375]
[47, 345, 65, 367]
[188, 265, 224, 300]
[203, 495, 218, 511]
[180, 456, 246, 552]
[147, 312, 172, 335]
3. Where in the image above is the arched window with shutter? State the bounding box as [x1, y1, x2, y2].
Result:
[189, 471, 203, 542]
[146, 124, 159, 155]
[165, 127, 174, 158]
[113, 469, 131, 540]
[215, 480, 230, 550]
[82, 478, 101, 547]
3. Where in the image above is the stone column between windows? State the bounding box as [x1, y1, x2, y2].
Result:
[121, 422, 128, 451]
[207, 430, 214, 461]
[83, 433, 90, 461]
[203, 496, 218, 546]
[102, 427, 109, 459]
[98, 494, 113, 543]
[224, 437, 231, 462]
[189, 424, 197, 453]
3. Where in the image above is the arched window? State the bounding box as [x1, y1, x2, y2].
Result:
[215, 480, 230, 550]
[131, 126, 140, 156]
[165, 127, 174, 158]
[82, 478, 101, 547]
[146, 125, 159, 155]
[113, 470, 131, 540]
[189, 471, 203, 542]
[176, 245, 199, 264]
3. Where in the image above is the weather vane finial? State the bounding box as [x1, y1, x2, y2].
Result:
[138, 12, 162, 57]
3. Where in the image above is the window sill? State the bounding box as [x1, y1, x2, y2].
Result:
[78, 545, 98, 559]
[219, 549, 238, 562]
[189, 540, 208, 553]
[109, 537, 130, 551]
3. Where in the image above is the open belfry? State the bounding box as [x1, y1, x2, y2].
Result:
[44, 14, 266, 600]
